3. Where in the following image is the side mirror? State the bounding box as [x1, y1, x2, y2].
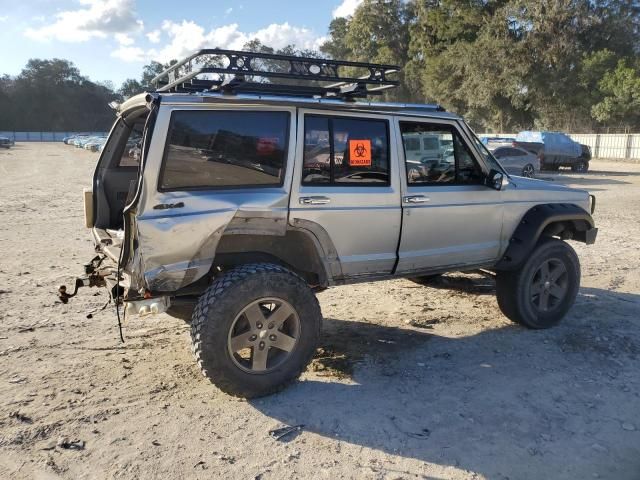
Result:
[486, 169, 504, 190]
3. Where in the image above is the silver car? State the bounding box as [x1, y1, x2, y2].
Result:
[63, 49, 598, 398]
[492, 146, 540, 178]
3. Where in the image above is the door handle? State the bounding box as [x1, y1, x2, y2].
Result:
[153, 201, 185, 210]
[299, 196, 331, 205]
[403, 195, 430, 204]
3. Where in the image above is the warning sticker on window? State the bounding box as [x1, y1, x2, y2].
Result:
[256, 137, 279, 156]
[349, 139, 372, 166]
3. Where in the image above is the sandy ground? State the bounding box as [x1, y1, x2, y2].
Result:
[0, 143, 639, 480]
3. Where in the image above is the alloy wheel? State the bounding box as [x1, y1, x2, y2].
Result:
[529, 258, 568, 312]
[227, 297, 300, 373]
[522, 164, 535, 178]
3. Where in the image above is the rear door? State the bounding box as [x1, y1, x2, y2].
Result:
[289, 109, 402, 279]
[394, 117, 504, 273]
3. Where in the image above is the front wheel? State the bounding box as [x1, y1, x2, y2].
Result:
[521, 164, 535, 178]
[191, 263, 322, 398]
[495, 239, 580, 329]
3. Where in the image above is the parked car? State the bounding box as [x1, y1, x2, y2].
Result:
[66, 134, 89, 145]
[62, 49, 598, 398]
[0, 136, 14, 148]
[492, 146, 540, 178]
[514, 131, 591, 172]
[84, 137, 107, 152]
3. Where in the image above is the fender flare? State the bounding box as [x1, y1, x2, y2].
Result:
[495, 203, 597, 271]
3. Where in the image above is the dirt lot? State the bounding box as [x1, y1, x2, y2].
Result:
[0, 143, 639, 480]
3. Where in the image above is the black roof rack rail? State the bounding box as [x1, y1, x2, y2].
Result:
[151, 48, 399, 100]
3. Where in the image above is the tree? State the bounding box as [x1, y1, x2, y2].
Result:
[0, 58, 119, 131]
[321, 17, 351, 60]
[327, 0, 415, 102]
[119, 60, 178, 100]
[591, 59, 640, 130]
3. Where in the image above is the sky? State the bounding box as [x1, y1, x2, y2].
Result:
[0, 0, 364, 87]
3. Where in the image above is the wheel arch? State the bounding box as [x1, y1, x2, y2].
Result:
[495, 203, 596, 271]
[211, 224, 340, 289]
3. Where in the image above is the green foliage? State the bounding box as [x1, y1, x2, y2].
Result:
[323, 0, 640, 132]
[119, 59, 177, 99]
[591, 59, 640, 129]
[0, 59, 119, 131]
[1, 1, 638, 132]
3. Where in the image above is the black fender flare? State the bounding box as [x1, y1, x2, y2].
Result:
[495, 203, 597, 271]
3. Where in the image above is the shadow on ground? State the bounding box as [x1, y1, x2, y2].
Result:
[539, 173, 631, 188]
[250, 278, 640, 479]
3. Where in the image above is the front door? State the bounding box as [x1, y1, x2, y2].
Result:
[395, 118, 504, 274]
[289, 109, 402, 279]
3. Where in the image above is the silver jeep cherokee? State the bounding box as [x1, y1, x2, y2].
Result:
[64, 49, 597, 398]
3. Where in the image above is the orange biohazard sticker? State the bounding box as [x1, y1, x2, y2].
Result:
[349, 139, 372, 166]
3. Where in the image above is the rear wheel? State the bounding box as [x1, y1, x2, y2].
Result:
[191, 263, 321, 398]
[496, 238, 580, 329]
[571, 159, 589, 173]
[522, 164, 535, 178]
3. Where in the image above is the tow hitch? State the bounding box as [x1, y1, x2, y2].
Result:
[58, 255, 107, 303]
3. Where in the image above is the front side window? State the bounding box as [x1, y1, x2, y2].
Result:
[160, 110, 289, 190]
[400, 122, 483, 185]
[302, 115, 389, 185]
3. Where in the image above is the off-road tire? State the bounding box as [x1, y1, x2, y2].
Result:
[190, 263, 322, 398]
[495, 238, 580, 329]
[571, 159, 589, 173]
[409, 274, 442, 286]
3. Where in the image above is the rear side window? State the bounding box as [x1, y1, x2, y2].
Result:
[159, 110, 289, 190]
[302, 115, 389, 185]
[494, 147, 524, 158]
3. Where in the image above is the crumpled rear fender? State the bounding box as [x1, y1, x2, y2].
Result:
[135, 206, 289, 293]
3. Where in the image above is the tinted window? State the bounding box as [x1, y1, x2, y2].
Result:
[302, 116, 331, 184]
[118, 128, 143, 167]
[493, 147, 508, 159]
[160, 111, 289, 190]
[302, 116, 389, 185]
[400, 122, 483, 185]
[494, 147, 523, 158]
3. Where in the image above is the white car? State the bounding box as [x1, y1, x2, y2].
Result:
[492, 146, 540, 178]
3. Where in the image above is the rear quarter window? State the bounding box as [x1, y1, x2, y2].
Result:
[159, 110, 289, 191]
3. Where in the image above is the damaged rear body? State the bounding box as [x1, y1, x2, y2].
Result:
[87, 94, 311, 304]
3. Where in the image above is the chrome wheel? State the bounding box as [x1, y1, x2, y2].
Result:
[522, 164, 535, 178]
[227, 297, 300, 374]
[529, 258, 568, 312]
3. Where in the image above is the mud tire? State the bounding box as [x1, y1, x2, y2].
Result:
[191, 263, 321, 398]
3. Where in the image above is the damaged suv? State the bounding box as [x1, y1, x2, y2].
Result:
[65, 49, 597, 398]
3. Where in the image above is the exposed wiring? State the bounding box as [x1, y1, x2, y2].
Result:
[115, 244, 125, 343]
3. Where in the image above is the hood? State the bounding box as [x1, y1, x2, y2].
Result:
[505, 175, 591, 213]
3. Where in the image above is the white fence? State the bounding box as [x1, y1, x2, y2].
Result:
[0, 131, 105, 142]
[481, 133, 640, 160]
[3, 130, 639, 160]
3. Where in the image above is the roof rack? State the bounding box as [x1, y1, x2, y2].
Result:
[151, 49, 399, 100]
